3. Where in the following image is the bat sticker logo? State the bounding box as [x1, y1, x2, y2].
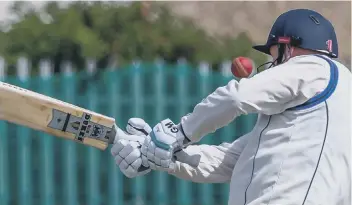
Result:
[77, 113, 92, 142]
[48, 109, 112, 143]
[71, 121, 80, 130]
[91, 125, 103, 138]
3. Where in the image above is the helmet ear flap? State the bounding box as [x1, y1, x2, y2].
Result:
[276, 43, 286, 65]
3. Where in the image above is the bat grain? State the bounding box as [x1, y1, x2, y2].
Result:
[0, 82, 115, 150]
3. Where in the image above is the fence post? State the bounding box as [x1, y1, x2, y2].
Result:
[130, 60, 146, 205]
[220, 60, 232, 78]
[0, 57, 9, 205]
[176, 58, 192, 205]
[85, 59, 102, 205]
[16, 57, 32, 205]
[198, 62, 215, 205]
[39, 59, 55, 205]
[61, 61, 79, 205]
[153, 58, 168, 205]
[107, 64, 124, 205]
[220, 60, 234, 203]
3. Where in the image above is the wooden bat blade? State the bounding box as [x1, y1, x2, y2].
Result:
[0, 81, 116, 150]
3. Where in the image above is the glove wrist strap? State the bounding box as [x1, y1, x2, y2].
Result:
[178, 123, 192, 147]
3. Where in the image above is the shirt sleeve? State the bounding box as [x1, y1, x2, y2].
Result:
[180, 55, 330, 142]
[168, 131, 250, 183]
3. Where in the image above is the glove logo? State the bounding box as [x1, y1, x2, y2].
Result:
[170, 127, 178, 133]
[164, 121, 179, 133]
[156, 126, 160, 132]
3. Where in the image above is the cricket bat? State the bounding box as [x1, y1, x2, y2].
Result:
[0, 81, 200, 167]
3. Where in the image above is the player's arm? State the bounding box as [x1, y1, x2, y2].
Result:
[168, 133, 249, 183]
[181, 55, 330, 143]
[141, 56, 330, 172]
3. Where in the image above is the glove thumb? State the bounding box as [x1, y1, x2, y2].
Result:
[113, 124, 145, 144]
[126, 118, 152, 136]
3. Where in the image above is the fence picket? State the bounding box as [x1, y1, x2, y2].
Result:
[62, 62, 79, 205]
[153, 59, 168, 205]
[0, 57, 9, 205]
[39, 59, 55, 205]
[131, 61, 146, 205]
[107, 69, 124, 205]
[198, 62, 214, 205]
[16, 57, 32, 205]
[85, 59, 102, 205]
[176, 59, 192, 205]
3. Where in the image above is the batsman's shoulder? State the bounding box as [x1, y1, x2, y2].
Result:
[288, 54, 330, 68]
[277, 55, 330, 77]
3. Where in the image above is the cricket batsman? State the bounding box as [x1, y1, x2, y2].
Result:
[110, 9, 351, 205]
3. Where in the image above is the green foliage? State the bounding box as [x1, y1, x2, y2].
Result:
[0, 2, 266, 73]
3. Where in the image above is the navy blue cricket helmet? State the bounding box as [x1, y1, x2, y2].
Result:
[253, 9, 338, 65]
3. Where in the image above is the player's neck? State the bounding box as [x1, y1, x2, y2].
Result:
[291, 47, 324, 57]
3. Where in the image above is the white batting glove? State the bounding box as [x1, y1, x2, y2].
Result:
[141, 119, 191, 172]
[111, 118, 152, 178]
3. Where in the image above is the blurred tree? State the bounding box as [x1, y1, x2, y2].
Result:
[0, 1, 266, 74]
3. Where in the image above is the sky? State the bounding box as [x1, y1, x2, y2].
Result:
[0, 1, 46, 22]
[0, 2, 13, 21]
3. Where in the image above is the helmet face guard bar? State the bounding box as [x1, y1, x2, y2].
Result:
[276, 36, 302, 65]
[255, 36, 302, 73]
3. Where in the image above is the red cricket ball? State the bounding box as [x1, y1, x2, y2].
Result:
[231, 57, 253, 78]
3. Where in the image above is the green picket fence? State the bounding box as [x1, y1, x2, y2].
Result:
[0, 60, 257, 205]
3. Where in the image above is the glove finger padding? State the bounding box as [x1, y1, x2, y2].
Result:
[126, 118, 152, 136]
[125, 148, 142, 164]
[110, 119, 153, 179]
[114, 142, 151, 178]
[112, 140, 140, 168]
[111, 139, 129, 157]
[114, 155, 123, 165]
[118, 159, 129, 170]
[141, 149, 149, 167]
[123, 157, 150, 178]
[118, 142, 138, 158]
